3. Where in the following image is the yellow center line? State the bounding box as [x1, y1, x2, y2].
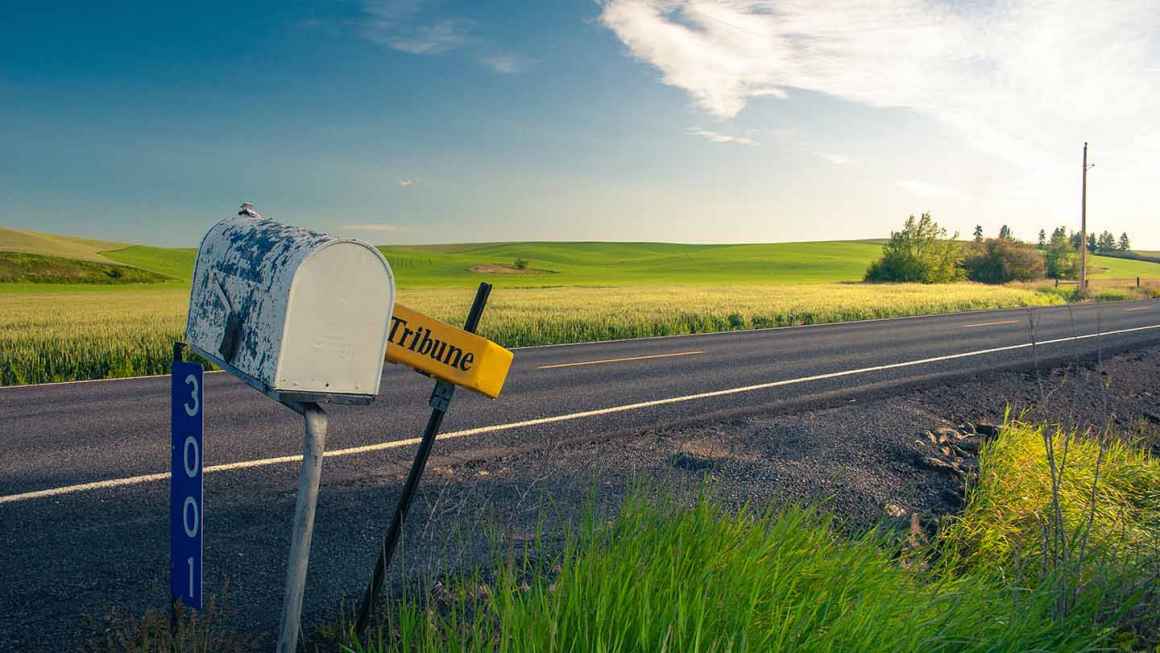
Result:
[962, 319, 1020, 328]
[537, 350, 705, 370]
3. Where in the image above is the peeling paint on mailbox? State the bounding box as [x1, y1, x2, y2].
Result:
[186, 212, 395, 404]
[386, 304, 513, 398]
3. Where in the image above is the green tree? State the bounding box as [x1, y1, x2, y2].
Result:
[1045, 227, 1078, 279]
[973, 225, 984, 243]
[1097, 230, 1117, 252]
[1087, 233, 1098, 252]
[864, 213, 963, 283]
[1119, 232, 1130, 251]
[1037, 229, 1046, 248]
[998, 225, 1013, 240]
[963, 238, 1045, 283]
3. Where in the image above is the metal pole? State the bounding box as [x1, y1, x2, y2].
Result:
[276, 403, 328, 653]
[170, 341, 185, 642]
[353, 283, 492, 635]
[1080, 142, 1088, 293]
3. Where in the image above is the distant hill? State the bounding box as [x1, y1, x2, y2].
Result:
[0, 228, 188, 285]
[377, 240, 888, 286]
[102, 245, 198, 282]
[0, 252, 168, 284]
[2, 227, 1159, 288]
[0, 227, 128, 263]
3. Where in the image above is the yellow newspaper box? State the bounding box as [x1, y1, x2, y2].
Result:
[385, 304, 513, 398]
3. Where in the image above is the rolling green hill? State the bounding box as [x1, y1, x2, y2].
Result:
[103, 245, 198, 282]
[2, 227, 1159, 289]
[0, 227, 128, 263]
[1083, 254, 1160, 279]
[0, 252, 168, 284]
[377, 240, 887, 287]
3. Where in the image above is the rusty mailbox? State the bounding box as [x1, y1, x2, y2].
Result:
[185, 208, 396, 404]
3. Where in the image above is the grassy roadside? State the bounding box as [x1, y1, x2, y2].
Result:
[333, 421, 1156, 652]
[81, 419, 1159, 652]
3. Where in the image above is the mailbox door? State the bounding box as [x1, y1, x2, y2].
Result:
[275, 242, 394, 398]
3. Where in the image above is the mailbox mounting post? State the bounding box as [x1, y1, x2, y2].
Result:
[276, 400, 328, 653]
[353, 282, 492, 635]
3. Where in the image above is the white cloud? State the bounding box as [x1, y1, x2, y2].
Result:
[599, 1, 1160, 173]
[687, 127, 755, 145]
[896, 179, 956, 199]
[399, 178, 416, 187]
[480, 53, 535, 74]
[342, 223, 408, 232]
[818, 153, 851, 166]
[361, 1, 469, 54]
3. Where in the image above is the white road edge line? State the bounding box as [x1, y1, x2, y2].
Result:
[3, 300, 1150, 390]
[1124, 306, 1153, 312]
[537, 350, 704, 370]
[962, 320, 1020, 328]
[3, 321, 1159, 505]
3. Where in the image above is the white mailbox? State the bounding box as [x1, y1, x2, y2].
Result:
[185, 207, 395, 404]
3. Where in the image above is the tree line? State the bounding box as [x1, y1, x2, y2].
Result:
[975, 224, 1131, 253]
[867, 214, 1136, 284]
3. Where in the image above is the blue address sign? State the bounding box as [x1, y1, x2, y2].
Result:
[170, 361, 204, 609]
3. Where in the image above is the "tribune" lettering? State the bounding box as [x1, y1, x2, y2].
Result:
[388, 316, 475, 372]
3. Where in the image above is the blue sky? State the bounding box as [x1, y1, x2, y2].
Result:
[2, 1, 1158, 247]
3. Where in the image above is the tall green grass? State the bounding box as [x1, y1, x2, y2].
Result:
[941, 420, 1159, 578]
[343, 496, 1132, 652]
[339, 421, 1158, 653]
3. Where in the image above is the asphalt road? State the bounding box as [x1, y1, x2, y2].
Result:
[2, 299, 1159, 649]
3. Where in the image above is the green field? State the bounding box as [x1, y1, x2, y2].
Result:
[0, 252, 168, 284]
[376, 240, 890, 286]
[0, 226, 127, 263]
[3, 228, 1160, 385]
[2, 228, 1156, 288]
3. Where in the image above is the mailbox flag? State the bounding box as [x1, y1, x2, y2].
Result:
[385, 304, 513, 398]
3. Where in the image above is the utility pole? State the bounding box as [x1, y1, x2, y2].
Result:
[1079, 142, 1090, 292]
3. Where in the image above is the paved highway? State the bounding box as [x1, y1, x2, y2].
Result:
[1, 299, 1158, 649]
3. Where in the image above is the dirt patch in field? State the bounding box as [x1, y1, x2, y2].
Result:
[469, 264, 552, 274]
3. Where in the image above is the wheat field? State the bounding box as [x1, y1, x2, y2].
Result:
[0, 283, 1065, 385]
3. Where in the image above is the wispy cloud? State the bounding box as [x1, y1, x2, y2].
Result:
[818, 153, 852, 166]
[342, 223, 408, 232]
[896, 179, 956, 199]
[361, 1, 469, 54]
[687, 127, 755, 145]
[399, 178, 416, 187]
[480, 53, 535, 74]
[599, 1, 1160, 172]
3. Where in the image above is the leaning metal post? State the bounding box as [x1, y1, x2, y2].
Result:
[276, 402, 328, 653]
[353, 282, 492, 635]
